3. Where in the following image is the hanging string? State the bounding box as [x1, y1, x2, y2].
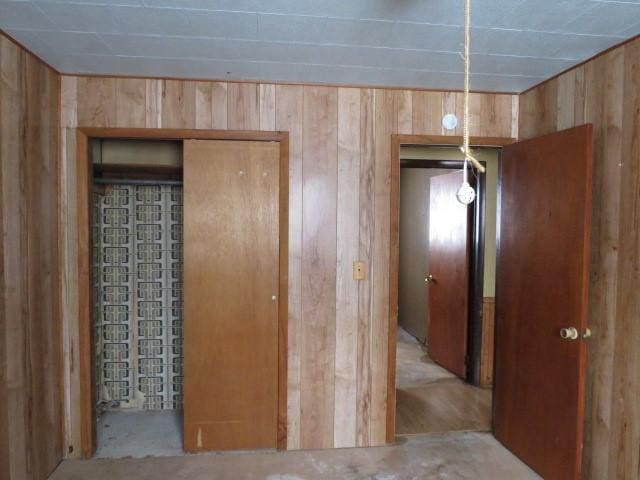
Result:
[462, 0, 485, 174]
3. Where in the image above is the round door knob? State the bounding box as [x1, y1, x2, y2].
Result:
[425, 274, 434, 283]
[560, 327, 579, 340]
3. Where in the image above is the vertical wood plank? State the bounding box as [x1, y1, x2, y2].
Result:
[300, 86, 338, 449]
[211, 82, 228, 129]
[356, 88, 375, 447]
[61, 76, 81, 457]
[517, 89, 539, 140]
[227, 83, 259, 130]
[0, 41, 8, 469]
[1, 40, 29, 478]
[0, 34, 62, 478]
[395, 90, 412, 135]
[60, 126, 82, 457]
[573, 67, 586, 127]
[582, 48, 624, 480]
[370, 89, 394, 445]
[194, 82, 213, 129]
[193, 81, 228, 130]
[472, 93, 512, 138]
[557, 70, 577, 130]
[61, 76, 77, 129]
[334, 88, 360, 448]
[25, 58, 62, 477]
[411, 91, 443, 135]
[275, 84, 304, 450]
[77, 77, 117, 127]
[161, 80, 196, 129]
[115, 78, 146, 128]
[607, 41, 639, 480]
[511, 95, 519, 139]
[145, 79, 162, 128]
[259, 84, 276, 131]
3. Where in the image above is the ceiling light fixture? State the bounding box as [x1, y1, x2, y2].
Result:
[457, 0, 485, 205]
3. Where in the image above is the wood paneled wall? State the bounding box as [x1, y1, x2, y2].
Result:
[0, 35, 62, 479]
[519, 37, 640, 480]
[59, 75, 516, 455]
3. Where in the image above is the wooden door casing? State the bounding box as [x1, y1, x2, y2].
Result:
[494, 125, 593, 480]
[183, 139, 280, 452]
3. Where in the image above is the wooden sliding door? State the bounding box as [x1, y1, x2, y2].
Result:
[183, 139, 280, 452]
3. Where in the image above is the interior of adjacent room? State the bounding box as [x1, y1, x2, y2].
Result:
[395, 145, 499, 437]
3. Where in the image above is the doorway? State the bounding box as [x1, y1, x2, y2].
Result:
[91, 139, 185, 458]
[394, 144, 500, 436]
[387, 127, 593, 480]
[78, 129, 289, 458]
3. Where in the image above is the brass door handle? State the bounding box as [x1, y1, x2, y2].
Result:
[560, 327, 579, 340]
[425, 274, 435, 283]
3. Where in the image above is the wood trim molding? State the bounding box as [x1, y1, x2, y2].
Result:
[386, 134, 514, 444]
[76, 127, 289, 456]
[78, 127, 287, 142]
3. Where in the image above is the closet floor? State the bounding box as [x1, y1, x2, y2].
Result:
[96, 410, 183, 458]
[395, 328, 492, 435]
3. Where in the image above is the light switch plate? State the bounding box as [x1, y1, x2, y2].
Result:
[353, 261, 365, 280]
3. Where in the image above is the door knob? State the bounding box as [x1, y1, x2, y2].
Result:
[425, 274, 434, 283]
[560, 327, 579, 340]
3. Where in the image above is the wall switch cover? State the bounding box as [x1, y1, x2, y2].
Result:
[353, 261, 365, 280]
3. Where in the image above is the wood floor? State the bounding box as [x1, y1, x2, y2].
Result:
[395, 328, 492, 435]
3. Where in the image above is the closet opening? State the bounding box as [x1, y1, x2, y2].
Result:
[77, 129, 289, 459]
[91, 138, 185, 458]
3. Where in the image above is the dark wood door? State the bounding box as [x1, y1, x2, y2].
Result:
[183, 139, 280, 452]
[494, 125, 593, 480]
[427, 170, 470, 379]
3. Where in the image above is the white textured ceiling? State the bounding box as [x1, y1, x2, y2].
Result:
[1, 0, 639, 92]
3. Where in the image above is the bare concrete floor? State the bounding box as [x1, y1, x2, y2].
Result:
[50, 432, 540, 480]
[96, 410, 183, 458]
[395, 329, 492, 435]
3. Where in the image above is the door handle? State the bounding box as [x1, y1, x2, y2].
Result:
[560, 327, 592, 340]
[560, 327, 579, 340]
[425, 274, 435, 283]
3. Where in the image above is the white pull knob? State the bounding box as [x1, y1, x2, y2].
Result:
[560, 327, 579, 340]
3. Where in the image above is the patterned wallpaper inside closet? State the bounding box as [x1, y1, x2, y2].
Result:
[93, 184, 184, 411]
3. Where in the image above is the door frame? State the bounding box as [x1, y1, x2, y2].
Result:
[76, 127, 289, 457]
[386, 134, 513, 443]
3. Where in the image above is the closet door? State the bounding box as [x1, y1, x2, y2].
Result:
[183, 140, 280, 452]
